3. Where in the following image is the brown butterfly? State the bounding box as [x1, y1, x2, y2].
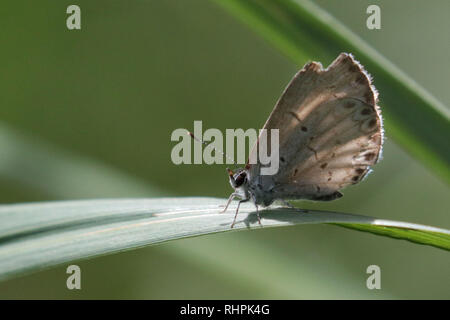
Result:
[223, 53, 384, 227]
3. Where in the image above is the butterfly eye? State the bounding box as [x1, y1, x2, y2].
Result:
[234, 172, 247, 187]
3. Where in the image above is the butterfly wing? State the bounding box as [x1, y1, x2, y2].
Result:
[247, 53, 383, 202]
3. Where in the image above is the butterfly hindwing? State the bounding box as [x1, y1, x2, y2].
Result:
[248, 53, 383, 201]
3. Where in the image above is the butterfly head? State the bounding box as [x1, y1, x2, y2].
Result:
[227, 168, 248, 189]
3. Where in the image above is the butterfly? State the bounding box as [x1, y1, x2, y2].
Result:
[223, 53, 384, 228]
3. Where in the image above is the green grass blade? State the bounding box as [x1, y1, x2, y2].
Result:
[214, 0, 450, 183]
[0, 197, 448, 281]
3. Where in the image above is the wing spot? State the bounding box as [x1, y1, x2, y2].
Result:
[352, 175, 359, 182]
[355, 168, 365, 175]
[368, 119, 377, 128]
[365, 153, 376, 161]
[294, 169, 298, 176]
[361, 108, 372, 115]
[280, 157, 285, 162]
[320, 163, 328, 169]
[348, 64, 359, 73]
[356, 74, 367, 85]
[301, 126, 308, 132]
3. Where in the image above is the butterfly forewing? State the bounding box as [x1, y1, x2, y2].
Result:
[248, 53, 383, 201]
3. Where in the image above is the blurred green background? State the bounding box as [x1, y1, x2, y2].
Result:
[0, 0, 449, 299]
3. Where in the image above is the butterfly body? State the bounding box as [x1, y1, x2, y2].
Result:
[224, 53, 384, 227]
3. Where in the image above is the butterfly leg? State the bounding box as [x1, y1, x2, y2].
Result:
[255, 204, 262, 227]
[220, 192, 238, 213]
[231, 199, 248, 228]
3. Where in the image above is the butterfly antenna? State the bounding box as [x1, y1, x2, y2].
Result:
[187, 131, 235, 165]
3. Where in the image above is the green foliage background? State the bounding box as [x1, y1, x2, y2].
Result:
[0, 0, 448, 298]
